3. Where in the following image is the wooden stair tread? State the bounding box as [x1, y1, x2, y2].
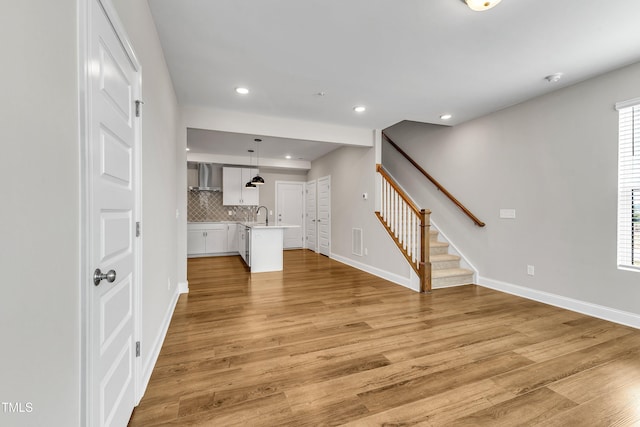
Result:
[430, 253, 460, 261]
[430, 241, 449, 248]
[432, 268, 474, 279]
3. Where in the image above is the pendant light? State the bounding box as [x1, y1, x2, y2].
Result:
[251, 138, 265, 185]
[245, 149, 256, 188]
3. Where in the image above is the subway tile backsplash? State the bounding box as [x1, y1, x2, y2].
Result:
[188, 190, 257, 222]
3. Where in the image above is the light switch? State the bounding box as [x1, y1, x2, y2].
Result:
[500, 209, 516, 219]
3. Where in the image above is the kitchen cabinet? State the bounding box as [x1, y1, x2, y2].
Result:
[238, 226, 248, 265]
[227, 223, 238, 253]
[223, 167, 259, 206]
[187, 223, 243, 257]
[187, 223, 228, 256]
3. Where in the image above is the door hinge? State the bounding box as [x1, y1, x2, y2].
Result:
[136, 341, 141, 357]
[135, 100, 144, 117]
[136, 221, 141, 237]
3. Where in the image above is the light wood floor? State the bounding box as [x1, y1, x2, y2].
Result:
[129, 250, 640, 426]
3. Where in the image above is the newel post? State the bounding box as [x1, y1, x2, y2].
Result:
[420, 209, 432, 293]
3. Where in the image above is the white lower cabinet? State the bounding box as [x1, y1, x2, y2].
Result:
[187, 223, 228, 256]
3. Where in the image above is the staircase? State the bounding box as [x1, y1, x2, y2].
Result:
[375, 163, 475, 292]
[429, 229, 474, 288]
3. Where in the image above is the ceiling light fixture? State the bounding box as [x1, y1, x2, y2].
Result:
[185, 147, 190, 151]
[464, 0, 502, 12]
[440, 114, 452, 120]
[251, 138, 265, 185]
[353, 106, 366, 113]
[285, 155, 292, 159]
[235, 87, 249, 95]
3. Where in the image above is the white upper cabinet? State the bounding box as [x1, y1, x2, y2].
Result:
[223, 167, 259, 206]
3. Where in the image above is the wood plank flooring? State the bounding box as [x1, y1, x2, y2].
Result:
[129, 250, 640, 426]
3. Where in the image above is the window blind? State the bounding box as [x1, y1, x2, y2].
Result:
[616, 98, 640, 269]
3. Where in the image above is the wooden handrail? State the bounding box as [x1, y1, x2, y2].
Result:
[382, 131, 486, 227]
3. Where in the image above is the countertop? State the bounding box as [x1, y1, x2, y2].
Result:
[239, 222, 299, 229]
[188, 221, 299, 229]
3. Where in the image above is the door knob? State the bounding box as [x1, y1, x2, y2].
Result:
[93, 268, 117, 286]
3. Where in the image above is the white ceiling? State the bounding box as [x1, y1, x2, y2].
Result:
[187, 128, 342, 162]
[149, 0, 640, 159]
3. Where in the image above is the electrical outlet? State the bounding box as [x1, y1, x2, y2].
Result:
[527, 265, 535, 276]
[364, 248, 368, 256]
[228, 210, 233, 216]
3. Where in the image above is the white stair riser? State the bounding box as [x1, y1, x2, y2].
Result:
[430, 244, 449, 255]
[432, 259, 460, 270]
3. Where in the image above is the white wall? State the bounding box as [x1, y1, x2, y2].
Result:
[384, 61, 640, 318]
[111, 0, 183, 388]
[308, 146, 412, 284]
[0, 2, 181, 425]
[258, 168, 309, 224]
[0, 1, 80, 425]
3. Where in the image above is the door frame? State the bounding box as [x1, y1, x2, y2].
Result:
[305, 180, 317, 252]
[78, 0, 143, 423]
[274, 180, 305, 249]
[318, 175, 331, 257]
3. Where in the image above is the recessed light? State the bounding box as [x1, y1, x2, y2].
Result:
[185, 147, 190, 151]
[285, 155, 292, 159]
[353, 106, 366, 113]
[235, 87, 249, 95]
[440, 114, 452, 120]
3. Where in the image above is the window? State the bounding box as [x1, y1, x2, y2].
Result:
[616, 98, 640, 269]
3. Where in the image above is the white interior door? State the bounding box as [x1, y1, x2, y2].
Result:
[305, 180, 317, 252]
[276, 181, 304, 249]
[88, 1, 140, 425]
[318, 176, 331, 257]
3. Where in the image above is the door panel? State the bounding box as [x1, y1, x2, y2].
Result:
[305, 180, 317, 251]
[100, 212, 131, 262]
[277, 182, 304, 249]
[101, 128, 132, 184]
[89, 1, 139, 425]
[318, 176, 331, 256]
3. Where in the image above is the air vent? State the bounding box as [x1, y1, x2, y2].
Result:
[352, 228, 363, 256]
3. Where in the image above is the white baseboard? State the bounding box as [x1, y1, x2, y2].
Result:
[178, 280, 189, 294]
[137, 286, 181, 403]
[478, 276, 640, 329]
[330, 253, 419, 292]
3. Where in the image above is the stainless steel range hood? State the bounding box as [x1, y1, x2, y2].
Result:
[189, 163, 221, 192]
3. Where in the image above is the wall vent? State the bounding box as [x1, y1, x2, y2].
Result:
[352, 228, 363, 256]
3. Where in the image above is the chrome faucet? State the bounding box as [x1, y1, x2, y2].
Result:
[256, 206, 268, 226]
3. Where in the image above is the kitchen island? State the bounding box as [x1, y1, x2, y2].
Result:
[239, 222, 299, 273]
